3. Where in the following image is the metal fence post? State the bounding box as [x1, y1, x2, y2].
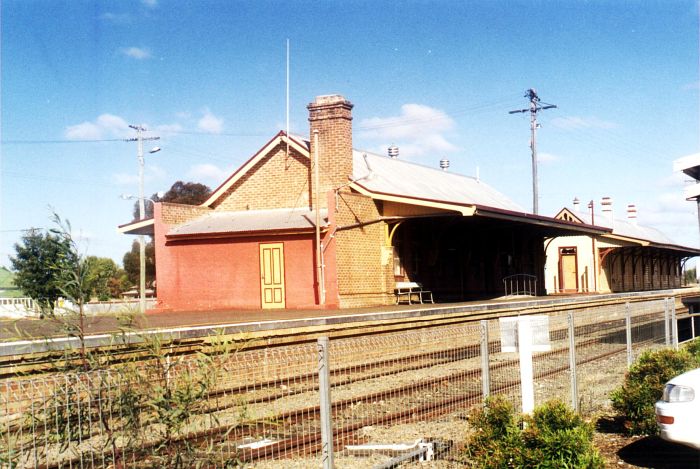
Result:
[664, 298, 671, 347]
[671, 299, 679, 350]
[480, 320, 490, 399]
[692, 315, 696, 340]
[567, 312, 578, 412]
[625, 303, 633, 367]
[318, 337, 334, 469]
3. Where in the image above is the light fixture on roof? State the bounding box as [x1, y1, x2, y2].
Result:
[388, 145, 399, 159]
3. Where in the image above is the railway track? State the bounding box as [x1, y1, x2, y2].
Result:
[4, 292, 693, 468]
[6, 310, 672, 468]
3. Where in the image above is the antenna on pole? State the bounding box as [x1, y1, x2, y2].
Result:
[285, 39, 290, 165]
[509, 88, 557, 215]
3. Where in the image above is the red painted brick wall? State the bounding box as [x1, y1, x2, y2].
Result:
[153, 204, 338, 311]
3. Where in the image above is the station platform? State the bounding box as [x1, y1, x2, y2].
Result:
[1, 288, 697, 358]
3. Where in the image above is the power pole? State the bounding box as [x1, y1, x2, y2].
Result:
[509, 89, 557, 215]
[125, 125, 160, 315]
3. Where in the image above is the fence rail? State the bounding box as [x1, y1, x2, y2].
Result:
[0, 297, 694, 468]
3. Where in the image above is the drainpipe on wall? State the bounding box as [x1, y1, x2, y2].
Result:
[314, 130, 326, 305]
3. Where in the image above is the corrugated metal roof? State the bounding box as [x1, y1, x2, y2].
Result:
[565, 209, 678, 246]
[351, 150, 525, 212]
[168, 207, 328, 237]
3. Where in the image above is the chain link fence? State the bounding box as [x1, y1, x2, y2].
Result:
[1, 298, 693, 468]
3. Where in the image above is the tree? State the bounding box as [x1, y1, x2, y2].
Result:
[684, 267, 697, 285]
[84, 256, 128, 301]
[132, 180, 212, 220]
[123, 240, 156, 288]
[9, 227, 76, 308]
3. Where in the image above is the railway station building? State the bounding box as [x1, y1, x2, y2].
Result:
[119, 94, 694, 312]
[545, 200, 699, 294]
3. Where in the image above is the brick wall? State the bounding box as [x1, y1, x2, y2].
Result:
[160, 202, 211, 226]
[334, 191, 394, 307]
[212, 144, 312, 211]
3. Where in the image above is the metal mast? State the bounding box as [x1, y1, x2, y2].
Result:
[125, 125, 160, 315]
[509, 89, 557, 214]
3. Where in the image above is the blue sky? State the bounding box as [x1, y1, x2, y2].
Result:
[1, 0, 699, 269]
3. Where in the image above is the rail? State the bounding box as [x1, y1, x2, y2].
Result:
[1, 297, 693, 468]
[503, 273, 537, 297]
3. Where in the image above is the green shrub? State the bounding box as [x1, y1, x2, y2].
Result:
[463, 397, 603, 468]
[522, 401, 603, 469]
[684, 336, 700, 359]
[610, 348, 698, 435]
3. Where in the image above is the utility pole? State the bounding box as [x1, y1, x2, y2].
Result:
[509, 89, 557, 215]
[125, 125, 160, 315]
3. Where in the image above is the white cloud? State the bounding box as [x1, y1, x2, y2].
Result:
[142, 0, 158, 8]
[358, 104, 457, 159]
[197, 109, 224, 134]
[188, 163, 229, 183]
[65, 114, 130, 140]
[120, 47, 152, 60]
[550, 116, 618, 130]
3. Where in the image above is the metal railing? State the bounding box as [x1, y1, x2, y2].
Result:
[503, 273, 538, 297]
[0, 297, 691, 468]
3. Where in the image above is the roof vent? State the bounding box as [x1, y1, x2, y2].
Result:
[601, 196, 614, 229]
[388, 145, 399, 159]
[440, 159, 450, 171]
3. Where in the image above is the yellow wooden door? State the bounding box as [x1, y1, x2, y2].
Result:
[560, 252, 578, 292]
[260, 243, 286, 309]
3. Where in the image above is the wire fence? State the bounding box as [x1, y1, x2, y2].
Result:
[1, 298, 694, 468]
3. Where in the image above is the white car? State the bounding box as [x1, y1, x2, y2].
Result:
[655, 368, 700, 450]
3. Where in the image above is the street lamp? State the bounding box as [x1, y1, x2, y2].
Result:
[125, 125, 160, 315]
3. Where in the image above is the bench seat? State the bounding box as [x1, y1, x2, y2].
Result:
[394, 281, 434, 305]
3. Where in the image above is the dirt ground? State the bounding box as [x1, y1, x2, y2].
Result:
[594, 414, 700, 468]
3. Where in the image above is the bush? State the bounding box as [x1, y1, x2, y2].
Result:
[463, 397, 603, 468]
[610, 347, 699, 435]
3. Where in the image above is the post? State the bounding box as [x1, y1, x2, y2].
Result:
[530, 98, 538, 214]
[318, 337, 334, 469]
[313, 130, 325, 305]
[480, 320, 490, 399]
[126, 125, 159, 315]
[671, 299, 679, 350]
[136, 128, 147, 316]
[664, 298, 671, 346]
[518, 317, 535, 414]
[568, 313, 578, 411]
[625, 303, 633, 367]
[692, 314, 696, 340]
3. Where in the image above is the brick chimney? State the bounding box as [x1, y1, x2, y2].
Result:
[308, 95, 354, 209]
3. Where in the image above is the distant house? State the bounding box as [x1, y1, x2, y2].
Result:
[545, 200, 698, 294]
[119, 94, 630, 312]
